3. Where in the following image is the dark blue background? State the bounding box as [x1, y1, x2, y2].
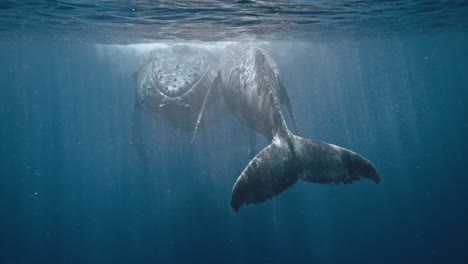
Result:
[1, 32, 467, 263]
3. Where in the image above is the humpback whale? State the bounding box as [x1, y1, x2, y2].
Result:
[132, 45, 220, 160]
[133, 44, 219, 129]
[196, 43, 380, 211]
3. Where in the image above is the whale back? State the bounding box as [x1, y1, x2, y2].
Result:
[219, 43, 286, 140]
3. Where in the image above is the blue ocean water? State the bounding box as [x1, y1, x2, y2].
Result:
[1, 1, 468, 264]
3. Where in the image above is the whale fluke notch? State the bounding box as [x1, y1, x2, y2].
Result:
[231, 134, 379, 211]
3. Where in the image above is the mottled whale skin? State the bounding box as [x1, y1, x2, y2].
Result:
[134, 45, 218, 129]
[211, 43, 380, 211]
[131, 45, 219, 161]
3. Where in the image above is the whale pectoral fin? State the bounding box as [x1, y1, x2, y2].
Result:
[131, 101, 149, 163]
[279, 80, 300, 136]
[231, 137, 299, 211]
[191, 73, 221, 143]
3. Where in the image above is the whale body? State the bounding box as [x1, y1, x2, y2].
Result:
[134, 45, 218, 129]
[204, 43, 379, 211]
[132, 45, 220, 161]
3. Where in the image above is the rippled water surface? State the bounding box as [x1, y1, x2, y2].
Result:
[1, 1, 468, 264]
[1, 0, 468, 43]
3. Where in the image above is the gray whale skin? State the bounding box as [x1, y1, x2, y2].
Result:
[197, 43, 380, 211]
[131, 45, 218, 161]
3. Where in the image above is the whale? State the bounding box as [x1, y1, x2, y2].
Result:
[195, 43, 379, 211]
[133, 44, 219, 129]
[131, 44, 220, 161]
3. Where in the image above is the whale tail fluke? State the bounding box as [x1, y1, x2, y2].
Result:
[291, 135, 380, 185]
[231, 134, 379, 211]
[231, 136, 299, 211]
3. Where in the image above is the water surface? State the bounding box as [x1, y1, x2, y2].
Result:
[0, 1, 467, 264]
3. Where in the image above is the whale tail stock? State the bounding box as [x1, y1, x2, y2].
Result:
[231, 133, 380, 211]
